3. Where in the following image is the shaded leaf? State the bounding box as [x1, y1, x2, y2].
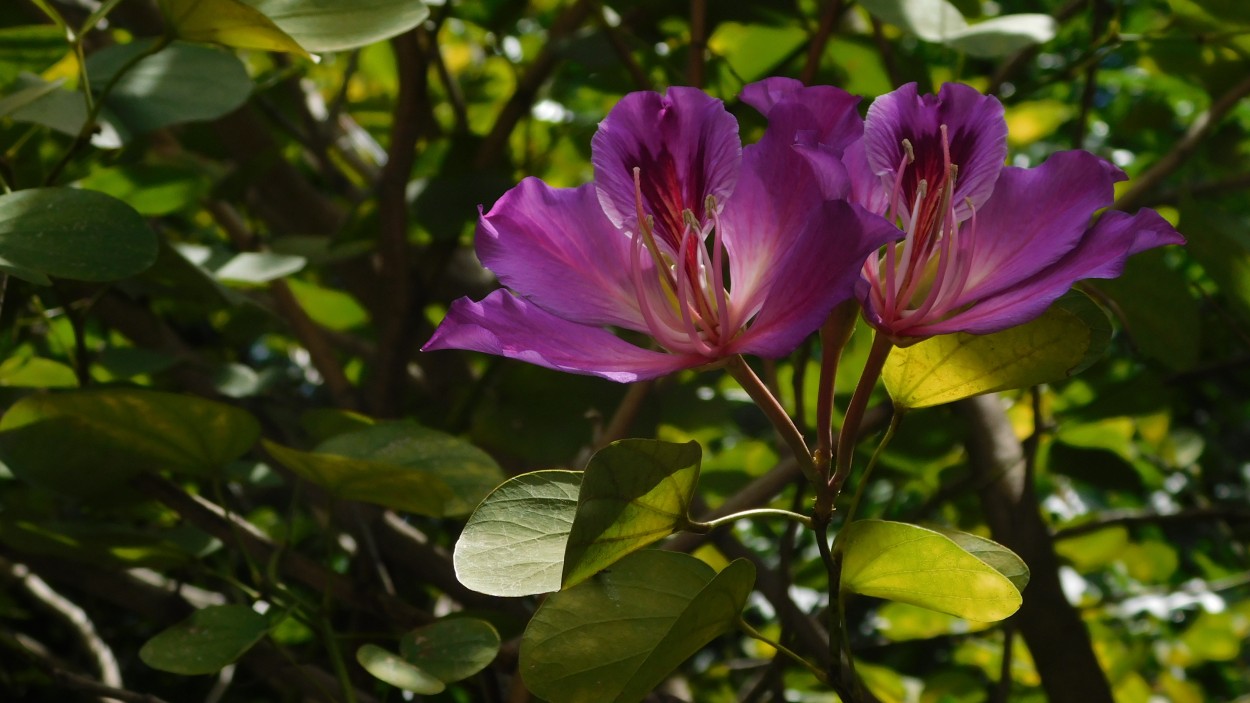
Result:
[400, 618, 500, 682]
[522, 551, 754, 703]
[455, 470, 582, 597]
[883, 292, 1112, 409]
[0, 389, 260, 493]
[139, 605, 268, 675]
[562, 439, 701, 589]
[930, 528, 1030, 591]
[839, 520, 1022, 621]
[0, 187, 157, 285]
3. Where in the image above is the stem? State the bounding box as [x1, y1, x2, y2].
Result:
[842, 410, 903, 527]
[814, 520, 860, 698]
[739, 619, 829, 684]
[688, 508, 813, 532]
[726, 355, 818, 485]
[320, 618, 357, 703]
[831, 333, 893, 497]
[814, 301, 860, 478]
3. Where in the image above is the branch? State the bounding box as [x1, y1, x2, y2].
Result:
[3, 630, 170, 703]
[987, 0, 1090, 96]
[801, 0, 844, 86]
[687, 0, 707, 88]
[1114, 71, 1250, 212]
[958, 395, 1114, 703]
[1053, 506, 1250, 540]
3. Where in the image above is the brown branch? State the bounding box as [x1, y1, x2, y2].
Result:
[474, 0, 596, 169]
[869, 17, 902, 89]
[1139, 171, 1250, 207]
[687, 0, 707, 88]
[1114, 72, 1250, 212]
[369, 29, 428, 417]
[1053, 506, 1250, 540]
[959, 395, 1114, 703]
[3, 630, 170, 703]
[801, 0, 845, 86]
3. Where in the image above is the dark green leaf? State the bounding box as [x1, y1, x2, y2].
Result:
[400, 618, 500, 682]
[139, 605, 269, 675]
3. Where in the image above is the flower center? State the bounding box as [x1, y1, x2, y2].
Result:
[628, 167, 732, 355]
[866, 124, 980, 333]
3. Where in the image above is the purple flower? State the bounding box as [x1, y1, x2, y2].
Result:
[423, 85, 896, 382]
[812, 82, 1185, 342]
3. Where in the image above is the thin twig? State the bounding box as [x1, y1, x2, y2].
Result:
[687, 0, 707, 88]
[801, 0, 844, 85]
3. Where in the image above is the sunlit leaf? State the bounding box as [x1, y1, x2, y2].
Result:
[943, 14, 1056, 58]
[0, 187, 157, 285]
[562, 439, 701, 589]
[160, 0, 311, 57]
[78, 163, 211, 216]
[883, 292, 1112, 409]
[839, 520, 1022, 621]
[522, 551, 754, 703]
[0, 26, 67, 88]
[0, 356, 78, 388]
[400, 618, 500, 682]
[857, 0, 969, 42]
[242, 0, 430, 52]
[139, 605, 269, 675]
[357, 644, 444, 694]
[0, 389, 260, 493]
[454, 470, 581, 597]
[930, 528, 1030, 591]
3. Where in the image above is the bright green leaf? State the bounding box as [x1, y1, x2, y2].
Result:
[0, 26, 68, 88]
[839, 520, 1022, 622]
[139, 605, 269, 675]
[357, 644, 445, 694]
[87, 40, 252, 140]
[1053, 525, 1130, 572]
[285, 278, 369, 330]
[454, 470, 582, 597]
[522, 551, 755, 703]
[0, 356, 78, 388]
[264, 422, 503, 517]
[0, 389, 260, 494]
[0, 187, 157, 285]
[78, 163, 211, 217]
[707, 22, 806, 83]
[930, 528, 1030, 592]
[241, 0, 430, 52]
[883, 292, 1112, 409]
[561, 439, 701, 589]
[400, 618, 500, 683]
[160, 0, 311, 57]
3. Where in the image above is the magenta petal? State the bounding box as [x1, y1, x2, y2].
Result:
[921, 208, 1185, 336]
[733, 201, 901, 357]
[423, 291, 702, 382]
[740, 77, 805, 115]
[592, 88, 741, 251]
[743, 79, 863, 154]
[477, 179, 644, 331]
[955, 151, 1123, 303]
[863, 82, 1007, 220]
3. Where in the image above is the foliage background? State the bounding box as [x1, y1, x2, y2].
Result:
[1, 0, 1249, 701]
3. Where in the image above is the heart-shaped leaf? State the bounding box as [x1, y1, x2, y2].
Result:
[454, 470, 582, 597]
[400, 617, 500, 682]
[0, 187, 157, 285]
[0, 389, 260, 494]
[839, 520, 1022, 622]
[140, 605, 269, 675]
[522, 550, 755, 703]
[562, 440, 701, 589]
[883, 292, 1111, 409]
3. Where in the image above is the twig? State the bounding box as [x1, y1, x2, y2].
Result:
[3, 630, 168, 703]
[987, 0, 1090, 96]
[1053, 506, 1250, 540]
[869, 17, 902, 89]
[687, 0, 707, 88]
[594, 379, 654, 451]
[598, 6, 653, 90]
[1114, 71, 1250, 212]
[800, 0, 844, 85]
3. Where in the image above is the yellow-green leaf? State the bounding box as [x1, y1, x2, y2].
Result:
[883, 292, 1111, 409]
[160, 0, 311, 57]
[839, 520, 1022, 622]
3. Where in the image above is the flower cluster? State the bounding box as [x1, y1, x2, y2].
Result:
[424, 79, 1184, 378]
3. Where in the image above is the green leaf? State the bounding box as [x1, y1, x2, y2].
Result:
[883, 292, 1112, 409]
[87, 40, 252, 140]
[175, 244, 306, 284]
[521, 551, 755, 703]
[400, 618, 500, 682]
[1095, 250, 1199, 370]
[454, 470, 582, 597]
[0, 356, 78, 388]
[0, 187, 157, 285]
[0, 389, 261, 494]
[930, 528, 1030, 592]
[942, 14, 1057, 58]
[264, 422, 503, 517]
[357, 644, 444, 694]
[241, 0, 430, 52]
[857, 0, 968, 43]
[839, 520, 1022, 622]
[285, 278, 369, 330]
[561, 439, 701, 589]
[139, 605, 269, 675]
[0, 26, 68, 89]
[160, 0, 311, 57]
[707, 22, 807, 83]
[0, 517, 200, 570]
[78, 163, 211, 217]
